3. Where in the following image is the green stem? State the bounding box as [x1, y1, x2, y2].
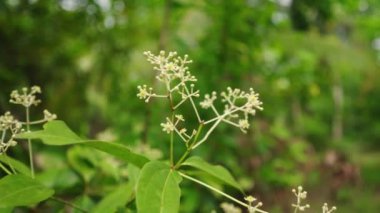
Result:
[179, 172, 268, 213]
[1, 130, 5, 143]
[174, 123, 203, 169]
[0, 162, 12, 175]
[4, 154, 16, 174]
[50, 196, 88, 212]
[170, 113, 174, 167]
[26, 106, 35, 178]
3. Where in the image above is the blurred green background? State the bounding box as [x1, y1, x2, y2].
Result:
[1, 0, 380, 212]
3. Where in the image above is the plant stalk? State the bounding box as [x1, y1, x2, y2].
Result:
[26, 106, 34, 178]
[170, 113, 174, 167]
[0, 162, 11, 175]
[4, 153, 16, 174]
[179, 172, 268, 213]
[174, 123, 203, 169]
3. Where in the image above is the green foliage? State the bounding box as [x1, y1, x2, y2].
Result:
[0, 0, 379, 211]
[93, 182, 135, 213]
[0, 174, 54, 208]
[182, 156, 242, 192]
[136, 161, 182, 213]
[0, 155, 31, 176]
[17, 120, 149, 168]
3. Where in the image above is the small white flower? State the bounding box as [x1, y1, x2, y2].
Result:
[137, 85, 155, 102]
[238, 119, 250, 132]
[244, 196, 256, 203]
[200, 92, 217, 109]
[43, 110, 57, 121]
[160, 120, 175, 134]
[175, 114, 185, 122]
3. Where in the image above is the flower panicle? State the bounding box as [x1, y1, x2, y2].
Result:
[10, 86, 42, 107]
[1, 86, 57, 155]
[292, 186, 310, 212]
[0, 111, 23, 154]
[201, 87, 263, 133]
[138, 50, 263, 148]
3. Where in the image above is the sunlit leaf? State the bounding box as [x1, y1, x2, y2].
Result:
[0, 155, 31, 176]
[16, 121, 149, 168]
[0, 174, 54, 208]
[136, 161, 182, 213]
[93, 182, 135, 213]
[181, 156, 242, 192]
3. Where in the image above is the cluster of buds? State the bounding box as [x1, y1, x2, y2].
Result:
[0, 112, 22, 154]
[244, 196, 263, 213]
[160, 114, 197, 147]
[292, 186, 310, 212]
[322, 203, 337, 213]
[43, 109, 57, 121]
[143, 51, 196, 85]
[10, 86, 57, 124]
[138, 51, 199, 108]
[201, 87, 263, 133]
[10, 86, 42, 107]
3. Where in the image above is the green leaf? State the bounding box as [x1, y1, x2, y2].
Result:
[18, 120, 81, 145]
[0, 155, 31, 176]
[67, 146, 99, 183]
[72, 195, 95, 213]
[0, 207, 13, 213]
[136, 161, 182, 213]
[16, 120, 149, 168]
[0, 174, 54, 208]
[181, 156, 242, 192]
[93, 182, 135, 213]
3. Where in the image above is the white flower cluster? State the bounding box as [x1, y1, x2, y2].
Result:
[291, 186, 337, 213]
[1, 86, 57, 155]
[137, 51, 199, 106]
[9, 86, 57, 123]
[0, 112, 22, 154]
[244, 196, 263, 213]
[144, 50, 196, 84]
[10, 86, 42, 107]
[160, 114, 197, 146]
[201, 87, 263, 133]
[292, 186, 310, 212]
[322, 203, 337, 213]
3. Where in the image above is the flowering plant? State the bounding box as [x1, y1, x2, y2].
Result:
[0, 51, 336, 213]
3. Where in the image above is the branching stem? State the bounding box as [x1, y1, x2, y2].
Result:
[184, 86, 201, 122]
[174, 123, 203, 169]
[179, 172, 268, 213]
